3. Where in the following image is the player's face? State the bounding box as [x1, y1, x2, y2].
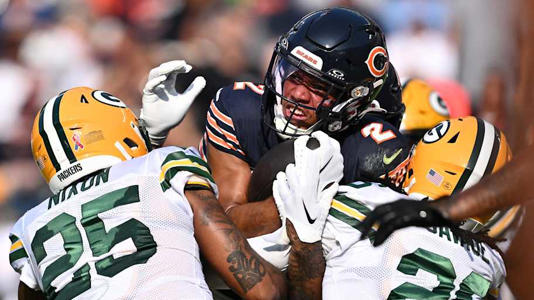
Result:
[282, 71, 334, 129]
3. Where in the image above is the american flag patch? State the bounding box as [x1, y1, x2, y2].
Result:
[426, 169, 444, 186]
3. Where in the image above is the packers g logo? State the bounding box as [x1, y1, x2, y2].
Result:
[365, 46, 388, 78]
[429, 91, 449, 116]
[92, 90, 126, 108]
[423, 120, 450, 143]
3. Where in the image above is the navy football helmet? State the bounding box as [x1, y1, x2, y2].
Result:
[263, 7, 389, 138]
[367, 63, 405, 129]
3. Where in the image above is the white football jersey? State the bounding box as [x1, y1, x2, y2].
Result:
[9, 146, 218, 300]
[322, 182, 506, 300]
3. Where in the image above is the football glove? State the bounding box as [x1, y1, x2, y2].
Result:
[359, 199, 454, 246]
[140, 60, 206, 146]
[272, 132, 344, 243]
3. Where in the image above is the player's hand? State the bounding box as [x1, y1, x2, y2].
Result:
[359, 199, 454, 246]
[140, 60, 206, 146]
[272, 132, 344, 243]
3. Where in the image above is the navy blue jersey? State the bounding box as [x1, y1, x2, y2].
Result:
[200, 82, 411, 188]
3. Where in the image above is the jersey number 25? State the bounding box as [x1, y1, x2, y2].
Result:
[31, 185, 156, 299]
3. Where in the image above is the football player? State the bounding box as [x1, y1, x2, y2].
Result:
[199, 7, 411, 238]
[8, 83, 288, 299]
[320, 117, 512, 299]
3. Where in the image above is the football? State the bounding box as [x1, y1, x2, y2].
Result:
[246, 137, 319, 202]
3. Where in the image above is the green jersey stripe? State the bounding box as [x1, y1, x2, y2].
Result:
[333, 195, 373, 216]
[9, 234, 19, 243]
[329, 207, 376, 241]
[329, 207, 360, 228]
[162, 151, 211, 172]
[9, 248, 28, 264]
[161, 165, 215, 192]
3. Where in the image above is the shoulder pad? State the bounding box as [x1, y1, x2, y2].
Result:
[215, 82, 264, 119]
[204, 83, 266, 163]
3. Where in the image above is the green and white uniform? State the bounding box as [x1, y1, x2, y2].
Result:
[9, 146, 217, 300]
[322, 182, 505, 300]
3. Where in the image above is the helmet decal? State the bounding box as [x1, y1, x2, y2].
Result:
[426, 169, 444, 187]
[327, 69, 345, 80]
[423, 120, 450, 144]
[429, 91, 449, 116]
[72, 132, 84, 151]
[291, 46, 323, 70]
[92, 90, 127, 108]
[365, 46, 388, 78]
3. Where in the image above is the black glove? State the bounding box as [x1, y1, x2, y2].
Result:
[359, 199, 454, 246]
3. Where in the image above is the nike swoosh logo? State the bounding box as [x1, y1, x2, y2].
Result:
[303, 156, 334, 224]
[383, 149, 403, 165]
[320, 156, 333, 173]
[303, 202, 316, 224]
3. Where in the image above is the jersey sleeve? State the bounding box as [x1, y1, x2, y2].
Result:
[159, 147, 218, 199]
[9, 219, 40, 290]
[203, 87, 247, 161]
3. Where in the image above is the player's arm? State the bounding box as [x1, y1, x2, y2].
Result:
[207, 142, 281, 237]
[360, 145, 534, 246]
[18, 282, 45, 300]
[363, 142, 534, 242]
[185, 188, 286, 300]
[286, 220, 324, 300]
[271, 132, 344, 300]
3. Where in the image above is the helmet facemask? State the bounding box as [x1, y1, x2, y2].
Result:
[264, 47, 382, 138]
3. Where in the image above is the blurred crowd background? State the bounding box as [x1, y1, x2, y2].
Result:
[0, 0, 527, 299]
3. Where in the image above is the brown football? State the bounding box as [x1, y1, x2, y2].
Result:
[246, 137, 319, 202]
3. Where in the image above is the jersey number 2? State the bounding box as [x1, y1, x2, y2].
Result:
[31, 185, 156, 299]
[361, 122, 396, 144]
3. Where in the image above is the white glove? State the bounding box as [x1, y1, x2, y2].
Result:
[272, 131, 344, 243]
[140, 60, 206, 146]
